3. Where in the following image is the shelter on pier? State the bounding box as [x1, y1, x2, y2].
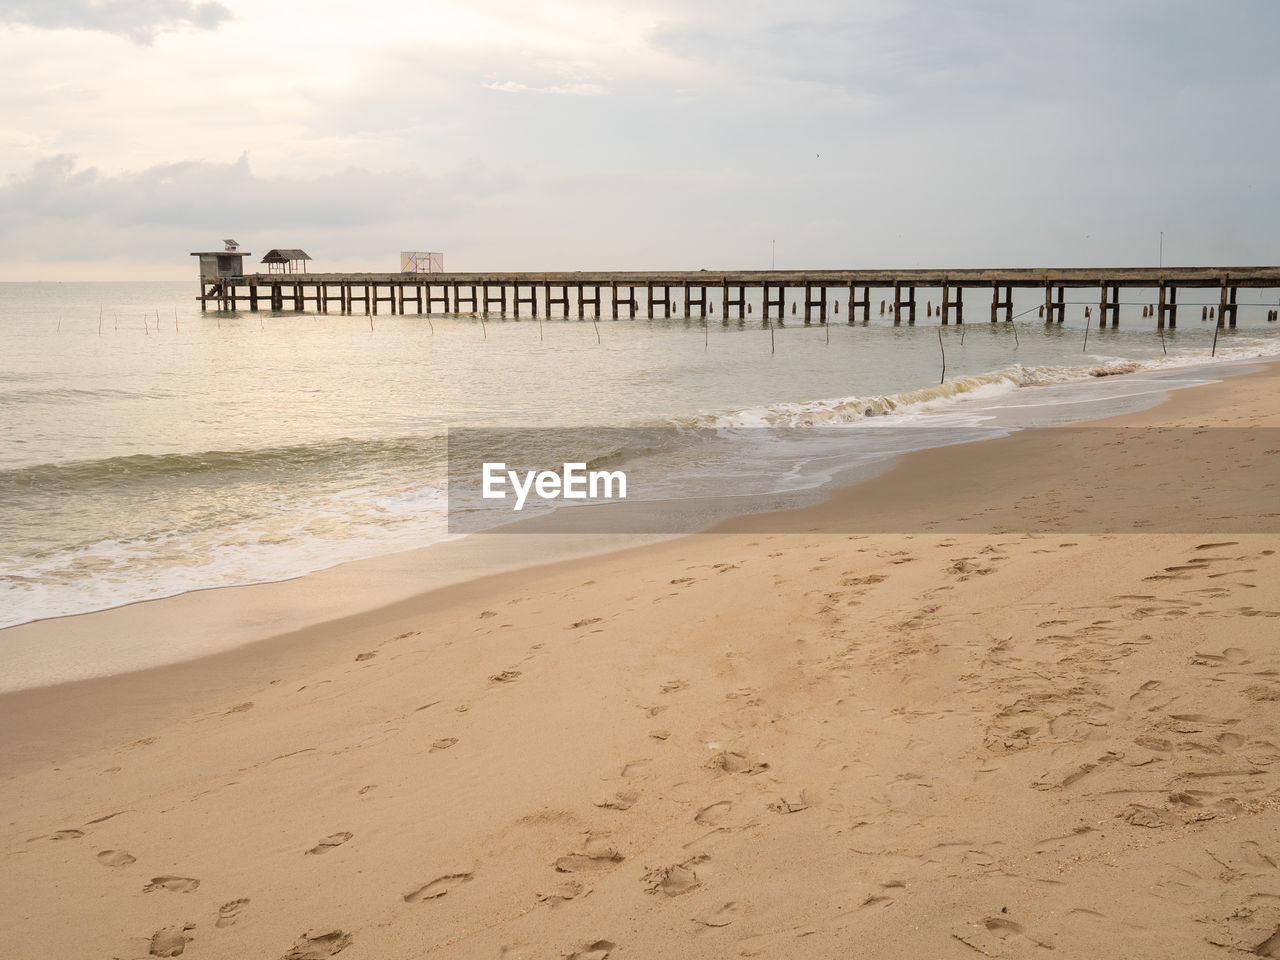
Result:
[261, 249, 312, 274]
[190, 246, 250, 280]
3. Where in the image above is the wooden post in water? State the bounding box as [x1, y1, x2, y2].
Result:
[893, 282, 903, 325]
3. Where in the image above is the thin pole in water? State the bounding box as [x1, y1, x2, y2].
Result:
[1159, 323, 1167, 355]
[769, 318, 775, 355]
[1011, 321, 1019, 349]
[593, 316, 600, 344]
[1083, 315, 1091, 352]
[1211, 318, 1220, 357]
[937, 326, 946, 383]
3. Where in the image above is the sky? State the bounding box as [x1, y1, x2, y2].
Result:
[0, 0, 1277, 279]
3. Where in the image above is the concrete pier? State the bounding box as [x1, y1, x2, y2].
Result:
[198, 267, 1280, 326]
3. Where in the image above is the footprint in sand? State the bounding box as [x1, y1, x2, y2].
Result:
[536, 879, 588, 905]
[224, 701, 254, 714]
[431, 737, 459, 751]
[644, 856, 706, 896]
[46, 829, 84, 841]
[706, 750, 769, 775]
[693, 801, 733, 827]
[282, 929, 353, 959]
[404, 873, 474, 902]
[595, 791, 638, 811]
[144, 876, 200, 893]
[555, 840, 624, 873]
[97, 849, 136, 867]
[693, 902, 742, 928]
[354, 651, 377, 661]
[306, 832, 353, 855]
[768, 794, 810, 815]
[566, 939, 616, 960]
[149, 923, 195, 957]
[490, 669, 522, 683]
[216, 898, 250, 928]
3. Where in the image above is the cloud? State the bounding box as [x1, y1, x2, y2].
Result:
[0, 153, 525, 269]
[485, 80, 606, 96]
[0, 0, 231, 44]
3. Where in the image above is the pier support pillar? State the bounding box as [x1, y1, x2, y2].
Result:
[685, 282, 707, 318]
[991, 285, 1012, 322]
[847, 285, 869, 323]
[1042, 283, 1063, 324]
[1099, 283, 1120, 328]
[763, 284, 784, 319]
[1157, 284, 1176, 330]
[894, 283, 916, 324]
[1224, 285, 1238, 327]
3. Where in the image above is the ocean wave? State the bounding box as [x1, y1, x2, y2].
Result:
[0, 434, 450, 492]
[686, 338, 1280, 430]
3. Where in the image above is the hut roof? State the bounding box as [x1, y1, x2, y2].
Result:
[261, 248, 312, 263]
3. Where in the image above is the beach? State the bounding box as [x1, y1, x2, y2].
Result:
[2, 361, 1277, 960]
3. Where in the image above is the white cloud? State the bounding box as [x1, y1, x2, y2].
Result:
[0, 0, 231, 43]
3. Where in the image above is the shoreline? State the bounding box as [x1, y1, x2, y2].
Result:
[0, 351, 1264, 686]
[1, 357, 1275, 774]
[2, 359, 1278, 958]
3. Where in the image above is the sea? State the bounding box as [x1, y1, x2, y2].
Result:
[3, 279, 1279, 641]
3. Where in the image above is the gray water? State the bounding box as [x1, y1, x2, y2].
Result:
[3, 279, 1278, 630]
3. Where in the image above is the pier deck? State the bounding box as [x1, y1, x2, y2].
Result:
[199, 267, 1280, 329]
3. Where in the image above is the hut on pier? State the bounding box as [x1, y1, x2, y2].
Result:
[190, 240, 250, 280]
[261, 249, 312, 274]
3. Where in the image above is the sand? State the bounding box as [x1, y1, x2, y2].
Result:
[2, 362, 1279, 960]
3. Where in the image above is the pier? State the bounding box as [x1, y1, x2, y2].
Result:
[194, 267, 1280, 329]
